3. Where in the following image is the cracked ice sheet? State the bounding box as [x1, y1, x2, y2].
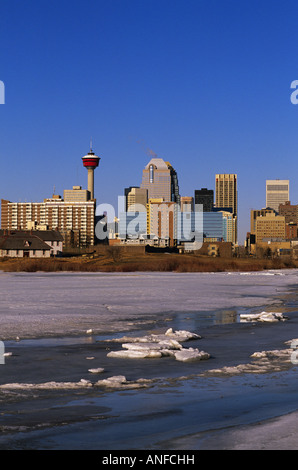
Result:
[0, 270, 295, 340]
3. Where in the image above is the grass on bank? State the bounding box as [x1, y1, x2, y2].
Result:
[0, 251, 297, 273]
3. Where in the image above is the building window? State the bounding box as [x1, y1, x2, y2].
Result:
[149, 165, 154, 183]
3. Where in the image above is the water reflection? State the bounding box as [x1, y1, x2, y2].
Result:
[215, 309, 237, 324]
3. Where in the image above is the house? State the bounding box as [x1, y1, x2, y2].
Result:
[29, 230, 63, 256]
[0, 230, 63, 258]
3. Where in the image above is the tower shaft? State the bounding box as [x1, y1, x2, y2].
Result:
[88, 168, 95, 200]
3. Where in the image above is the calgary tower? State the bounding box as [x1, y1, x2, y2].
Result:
[82, 141, 100, 200]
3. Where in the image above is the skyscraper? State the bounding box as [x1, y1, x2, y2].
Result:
[215, 174, 237, 243]
[124, 187, 148, 212]
[215, 174, 237, 215]
[141, 158, 180, 204]
[266, 179, 289, 212]
[194, 188, 214, 212]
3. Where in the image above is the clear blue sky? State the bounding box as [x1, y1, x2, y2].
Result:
[1, 0, 298, 243]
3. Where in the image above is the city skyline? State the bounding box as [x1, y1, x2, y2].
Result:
[0, 141, 295, 246]
[1, 1, 298, 244]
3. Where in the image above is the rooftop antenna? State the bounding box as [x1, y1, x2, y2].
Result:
[90, 137, 93, 153]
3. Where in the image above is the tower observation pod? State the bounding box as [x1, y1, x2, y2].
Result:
[82, 144, 100, 200]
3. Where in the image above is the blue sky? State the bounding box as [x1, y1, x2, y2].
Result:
[1, 0, 298, 242]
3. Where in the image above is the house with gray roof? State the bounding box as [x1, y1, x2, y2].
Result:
[0, 230, 63, 258]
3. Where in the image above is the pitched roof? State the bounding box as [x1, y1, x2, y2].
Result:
[0, 229, 63, 241]
[0, 233, 51, 251]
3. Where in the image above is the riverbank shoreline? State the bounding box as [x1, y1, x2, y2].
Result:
[168, 409, 298, 450]
[0, 252, 297, 273]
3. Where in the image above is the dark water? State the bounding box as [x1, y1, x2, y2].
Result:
[1, 283, 298, 450]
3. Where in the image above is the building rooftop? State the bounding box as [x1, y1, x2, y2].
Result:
[144, 158, 169, 170]
[0, 232, 52, 251]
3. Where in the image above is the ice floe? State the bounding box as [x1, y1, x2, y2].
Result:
[174, 348, 210, 362]
[95, 375, 152, 389]
[122, 339, 182, 351]
[0, 379, 93, 390]
[107, 328, 201, 344]
[204, 340, 297, 376]
[0, 375, 152, 391]
[240, 312, 288, 323]
[88, 368, 105, 374]
[106, 328, 210, 362]
[107, 349, 163, 359]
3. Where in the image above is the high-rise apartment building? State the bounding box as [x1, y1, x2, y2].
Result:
[1, 196, 96, 248]
[266, 179, 289, 212]
[1, 145, 100, 248]
[194, 188, 214, 212]
[141, 158, 180, 204]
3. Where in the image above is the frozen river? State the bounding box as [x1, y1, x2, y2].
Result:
[0, 270, 294, 340]
[0, 269, 298, 449]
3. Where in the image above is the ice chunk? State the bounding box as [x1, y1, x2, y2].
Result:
[122, 340, 182, 351]
[165, 328, 201, 341]
[174, 348, 210, 362]
[88, 368, 105, 374]
[0, 379, 93, 390]
[107, 328, 201, 344]
[240, 312, 287, 323]
[107, 349, 162, 359]
[97, 375, 127, 386]
[106, 328, 208, 362]
[205, 342, 295, 377]
[95, 375, 150, 389]
[159, 349, 176, 357]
